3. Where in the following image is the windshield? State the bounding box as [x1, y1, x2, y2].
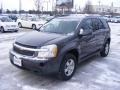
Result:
[40, 19, 79, 34]
[29, 18, 38, 21]
[29, 17, 43, 21]
[0, 17, 13, 22]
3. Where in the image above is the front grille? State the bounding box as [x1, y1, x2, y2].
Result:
[15, 42, 37, 49]
[13, 44, 35, 56]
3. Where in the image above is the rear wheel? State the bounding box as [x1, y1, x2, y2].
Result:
[18, 23, 22, 28]
[32, 24, 36, 30]
[0, 27, 5, 33]
[100, 41, 110, 57]
[58, 54, 77, 80]
[14, 30, 18, 32]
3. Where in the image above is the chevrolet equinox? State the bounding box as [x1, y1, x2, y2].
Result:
[9, 15, 111, 80]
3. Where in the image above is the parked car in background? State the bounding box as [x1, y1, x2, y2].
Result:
[10, 15, 111, 80]
[41, 16, 55, 22]
[110, 16, 120, 23]
[102, 15, 111, 22]
[17, 17, 47, 30]
[0, 16, 19, 33]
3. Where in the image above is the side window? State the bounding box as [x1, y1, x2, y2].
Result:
[81, 19, 93, 30]
[97, 19, 106, 29]
[21, 17, 27, 21]
[92, 18, 99, 31]
[21, 17, 24, 20]
[101, 19, 109, 29]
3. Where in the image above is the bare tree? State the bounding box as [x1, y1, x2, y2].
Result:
[34, 0, 43, 12]
[19, 0, 22, 14]
[83, 0, 94, 14]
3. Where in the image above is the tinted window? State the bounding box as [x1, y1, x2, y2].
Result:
[92, 18, 100, 31]
[97, 19, 106, 29]
[81, 19, 93, 30]
[101, 19, 110, 29]
[92, 18, 106, 31]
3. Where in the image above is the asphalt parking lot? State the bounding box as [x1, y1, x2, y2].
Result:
[0, 23, 120, 90]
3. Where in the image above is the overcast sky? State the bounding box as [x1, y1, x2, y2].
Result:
[0, 0, 120, 11]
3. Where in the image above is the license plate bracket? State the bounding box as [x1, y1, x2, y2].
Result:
[13, 56, 22, 66]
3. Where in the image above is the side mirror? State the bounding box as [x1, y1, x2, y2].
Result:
[79, 28, 92, 36]
[79, 29, 84, 35]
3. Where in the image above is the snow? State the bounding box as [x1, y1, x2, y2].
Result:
[0, 23, 120, 90]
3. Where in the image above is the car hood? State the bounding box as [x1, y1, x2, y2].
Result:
[16, 31, 66, 47]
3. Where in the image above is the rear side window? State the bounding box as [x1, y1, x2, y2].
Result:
[97, 19, 106, 29]
[92, 18, 99, 31]
[101, 19, 110, 29]
[92, 18, 106, 31]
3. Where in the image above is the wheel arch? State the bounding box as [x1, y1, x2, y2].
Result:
[63, 49, 79, 64]
[18, 22, 21, 24]
[32, 24, 36, 26]
[1, 26, 4, 28]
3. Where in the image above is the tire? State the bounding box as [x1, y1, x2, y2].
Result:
[58, 54, 77, 80]
[18, 23, 22, 28]
[14, 30, 18, 32]
[100, 41, 110, 57]
[32, 24, 36, 30]
[0, 27, 5, 33]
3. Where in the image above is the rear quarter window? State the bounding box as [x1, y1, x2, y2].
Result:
[97, 18, 106, 29]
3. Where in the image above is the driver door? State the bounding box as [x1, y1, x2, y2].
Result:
[79, 18, 97, 58]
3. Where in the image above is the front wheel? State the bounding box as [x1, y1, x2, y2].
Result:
[0, 27, 5, 33]
[58, 54, 77, 80]
[100, 41, 110, 57]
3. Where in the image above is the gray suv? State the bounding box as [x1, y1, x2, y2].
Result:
[9, 15, 111, 80]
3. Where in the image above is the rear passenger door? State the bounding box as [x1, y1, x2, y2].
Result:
[92, 18, 106, 50]
[21, 17, 28, 27]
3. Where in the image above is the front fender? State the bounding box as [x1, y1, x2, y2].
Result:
[56, 38, 80, 67]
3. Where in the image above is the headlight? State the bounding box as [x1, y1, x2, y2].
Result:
[37, 44, 58, 59]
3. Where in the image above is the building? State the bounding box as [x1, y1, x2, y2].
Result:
[92, 5, 120, 14]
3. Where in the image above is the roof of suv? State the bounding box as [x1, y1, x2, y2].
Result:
[56, 14, 102, 20]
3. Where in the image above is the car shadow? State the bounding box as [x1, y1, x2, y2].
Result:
[0, 31, 18, 34]
[20, 27, 38, 31]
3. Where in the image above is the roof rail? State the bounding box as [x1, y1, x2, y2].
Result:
[55, 14, 70, 17]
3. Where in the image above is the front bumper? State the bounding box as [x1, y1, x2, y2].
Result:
[9, 50, 60, 74]
[4, 27, 19, 31]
